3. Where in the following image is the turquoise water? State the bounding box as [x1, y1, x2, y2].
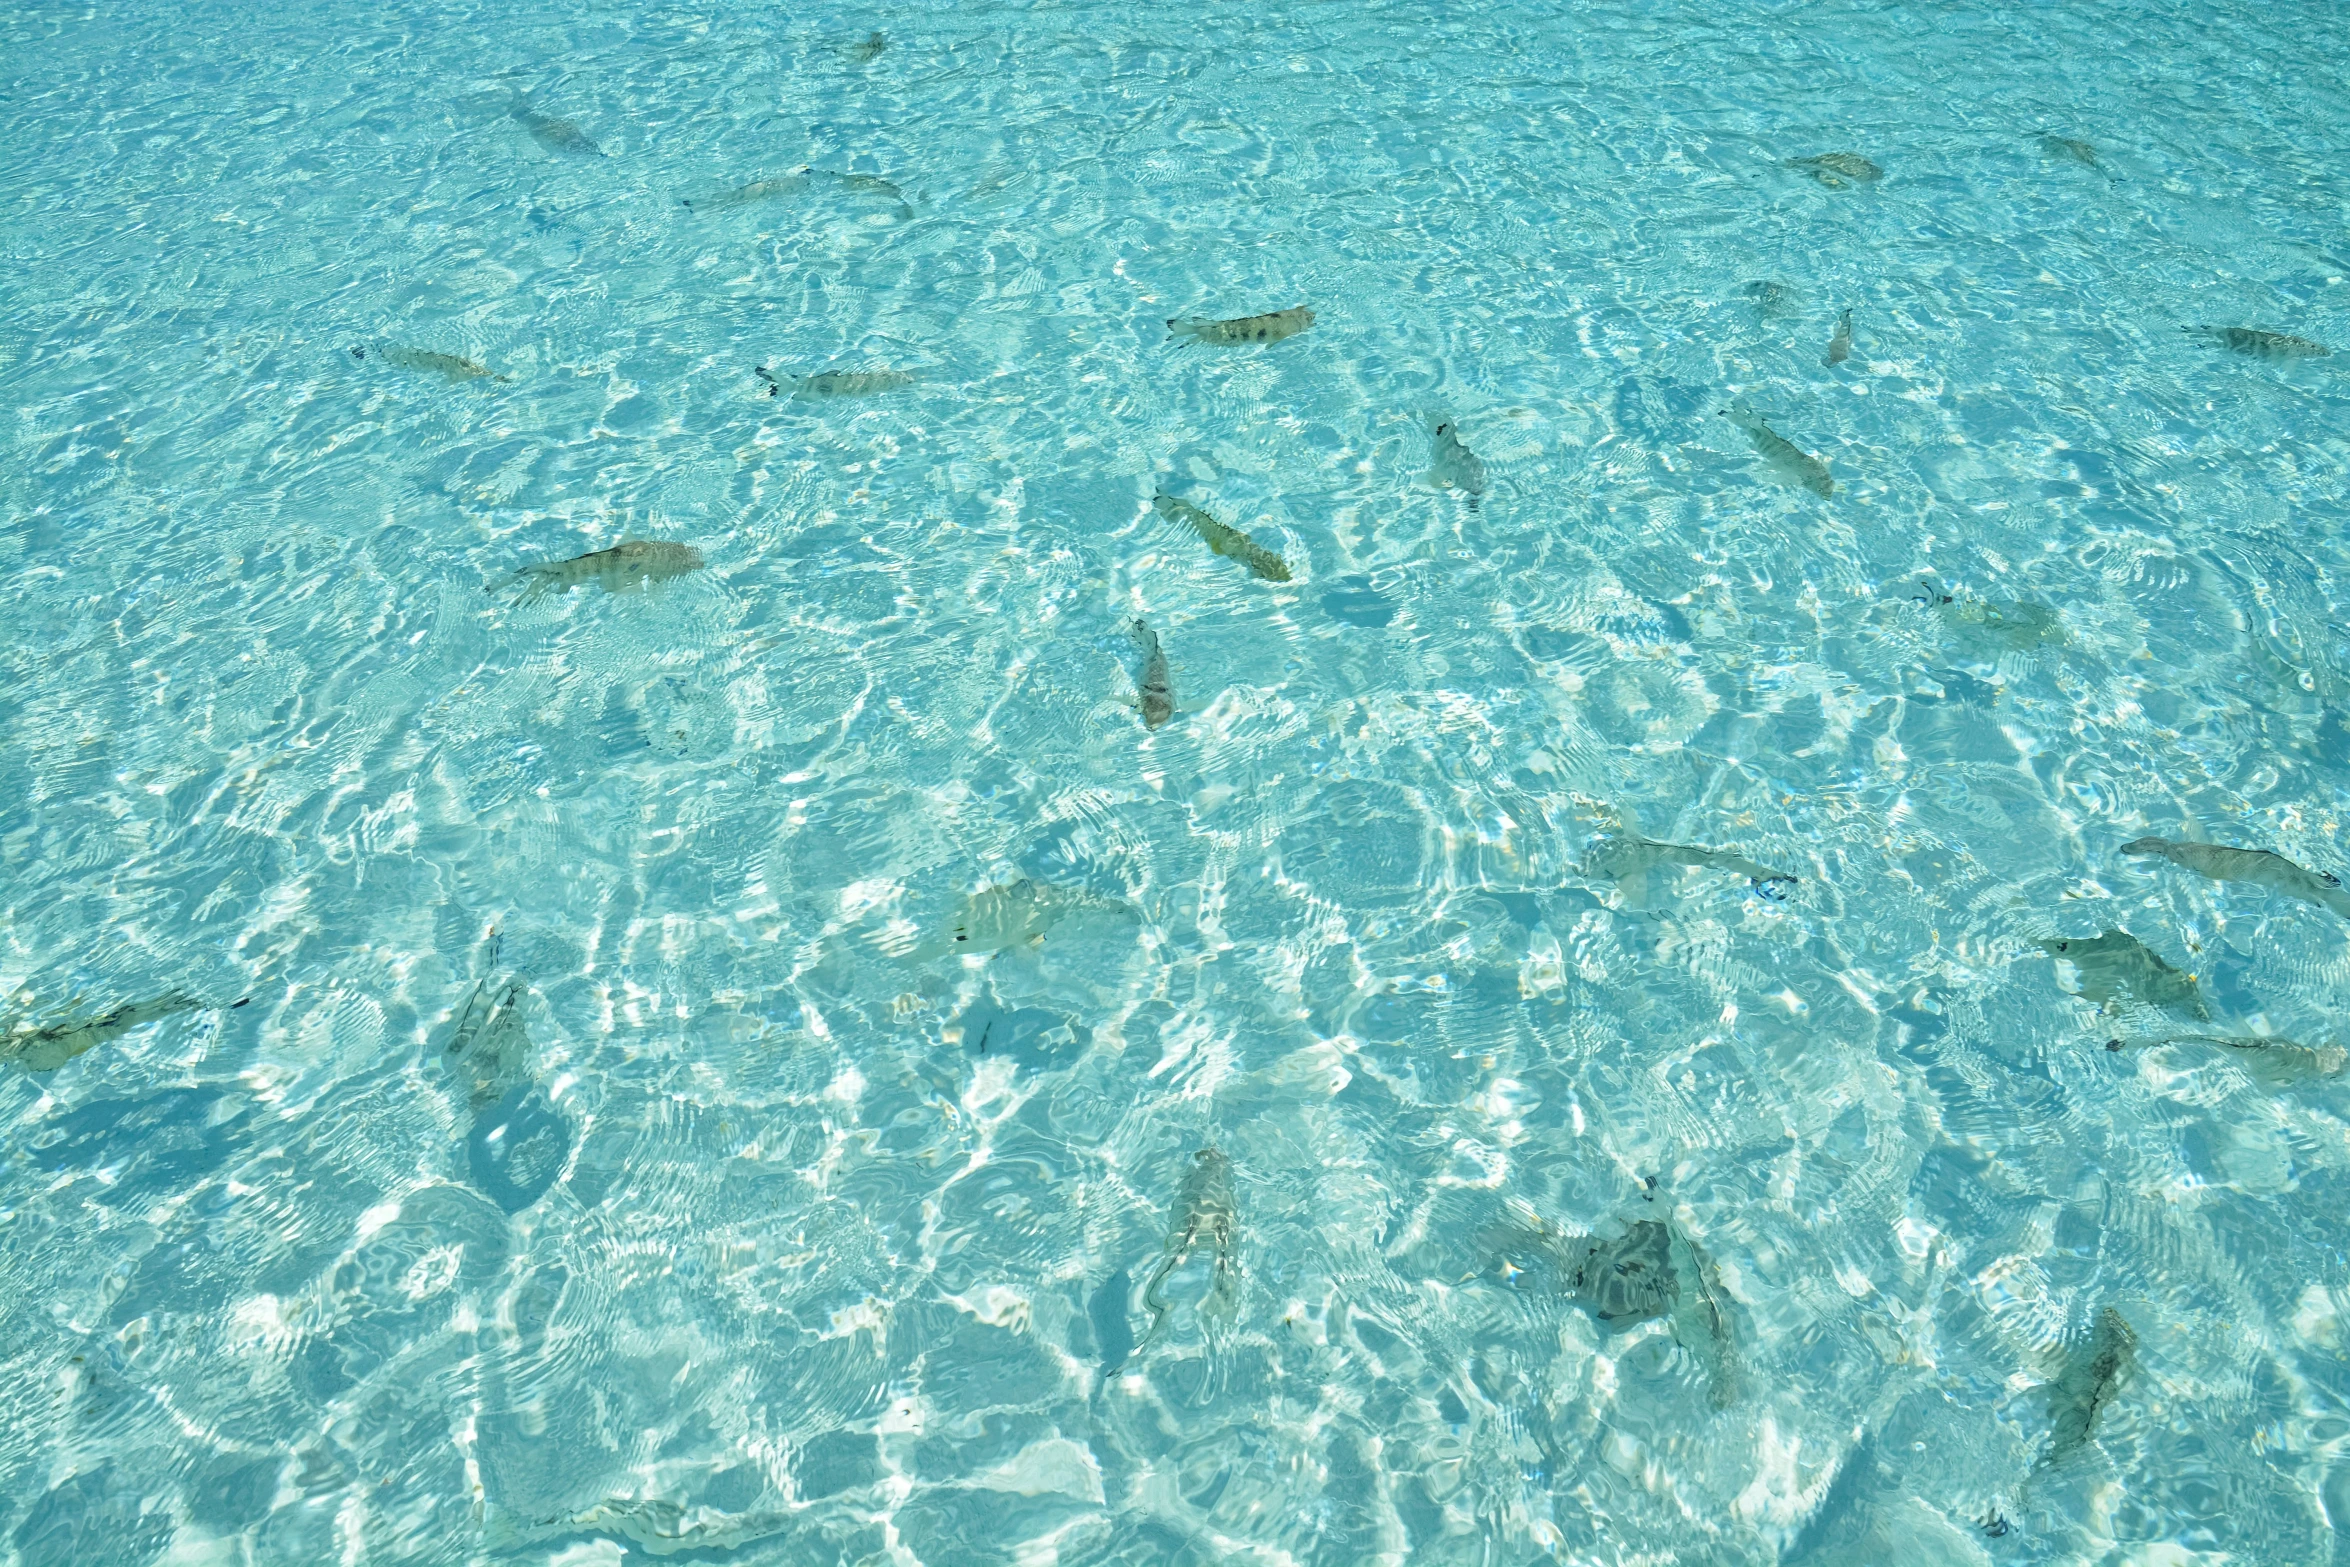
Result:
[5, 0, 2350, 1559]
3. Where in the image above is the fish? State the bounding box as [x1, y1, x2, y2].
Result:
[348, 342, 510, 383]
[1501, 1210, 1735, 1401]
[1165, 306, 1315, 346]
[1140, 1147, 1241, 1348]
[1090, 1267, 1137, 1375]
[761, 367, 916, 400]
[1427, 418, 1489, 497]
[1130, 618, 1174, 729]
[2121, 836, 2350, 917]
[846, 30, 886, 63]
[2184, 325, 2328, 360]
[498, 539, 706, 604]
[1936, 596, 2068, 653]
[2039, 931, 2208, 1020]
[1786, 152, 1883, 189]
[1152, 492, 1292, 582]
[1568, 1220, 1678, 1325]
[441, 936, 532, 1109]
[1584, 828, 1799, 901]
[1720, 399, 1834, 497]
[487, 1497, 791, 1556]
[681, 173, 812, 212]
[2036, 132, 2101, 168]
[908, 879, 1128, 962]
[509, 101, 602, 157]
[832, 172, 907, 203]
[1824, 308, 1853, 367]
[2, 993, 204, 1072]
[1743, 280, 1797, 320]
[1667, 1226, 1741, 1408]
[2036, 1306, 2136, 1471]
[2104, 1031, 2347, 1087]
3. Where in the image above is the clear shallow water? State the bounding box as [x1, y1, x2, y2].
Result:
[5, 0, 2350, 1559]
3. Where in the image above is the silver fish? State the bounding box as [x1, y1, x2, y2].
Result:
[1130, 618, 1174, 729]
[1153, 492, 1292, 582]
[681, 173, 811, 212]
[1824, 308, 1853, 367]
[1916, 581, 2064, 649]
[908, 879, 1127, 962]
[442, 935, 532, 1109]
[2121, 836, 2350, 917]
[1427, 418, 1488, 497]
[2037, 133, 2100, 168]
[349, 342, 510, 383]
[1667, 1225, 1740, 1409]
[846, 30, 886, 63]
[2036, 1307, 2135, 1471]
[1721, 399, 1834, 498]
[1584, 829, 1798, 901]
[1165, 306, 1315, 346]
[762, 367, 916, 401]
[488, 1498, 792, 1556]
[2040, 931, 2207, 1020]
[2, 993, 203, 1072]
[1568, 1220, 1677, 1325]
[509, 101, 602, 157]
[1786, 152, 1882, 189]
[1743, 280, 1797, 320]
[500, 539, 706, 604]
[1140, 1147, 1240, 1347]
[2104, 1031, 2346, 1087]
[2185, 325, 2328, 360]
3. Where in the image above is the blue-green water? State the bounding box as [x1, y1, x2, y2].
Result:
[5, 0, 2350, 1561]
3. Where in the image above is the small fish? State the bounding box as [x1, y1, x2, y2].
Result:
[1666, 1225, 1740, 1408]
[846, 30, 886, 63]
[1720, 399, 1834, 498]
[1824, 308, 1853, 367]
[489, 1498, 792, 1555]
[2105, 1031, 2347, 1087]
[442, 934, 532, 1109]
[1912, 580, 2064, 648]
[831, 171, 907, 203]
[1165, 306, 1315, 346]
[910, 879, 1126, 961]
[2040, 931, 2207, 1020]
[509, 101, 602, 157]
[1584, 829, 1798, 901]
[2036, 132, 2101, 168]
[1786, 152, 1882, 189]
[1427, 418, 1488, 497]
[348, 342, 510, 383]
[1743, 280, 1796, 320]
[2, 993, 203, 1072]
[1140, 1147, 1241, 1348]
[498, 539, 706, 604]
[2036, 1306, 2136, 1471]
[1568, 1220, 1677, 1326]
[2184, 325, 2328, 360]
[763, 367, 916, 401]
[1089, 1267, 1137, 1375]
[681, 172, 812, 212]
[1152, 492, 1292, 582]
[1130, 618, 1174, 729]
[2121, 836, 2350, 917]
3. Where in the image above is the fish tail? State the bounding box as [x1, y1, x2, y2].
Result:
[1163, 318, 1203, 344]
